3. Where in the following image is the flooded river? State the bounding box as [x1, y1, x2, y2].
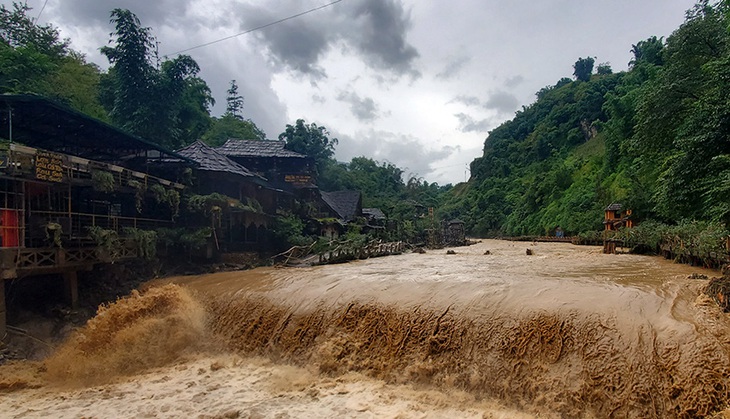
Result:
[2, 240, 730, 418]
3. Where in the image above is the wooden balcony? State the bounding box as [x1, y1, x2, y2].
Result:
[0, 246, 138, 279]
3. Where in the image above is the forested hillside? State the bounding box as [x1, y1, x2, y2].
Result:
[441, 1, 730, 237]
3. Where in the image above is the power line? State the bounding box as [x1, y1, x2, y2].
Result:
[167, 0, 343, 56]
[35, 0, 49, 23]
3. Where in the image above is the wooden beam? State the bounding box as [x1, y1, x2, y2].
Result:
[0, 279, 5, 339]
[63, 271, 79, 310]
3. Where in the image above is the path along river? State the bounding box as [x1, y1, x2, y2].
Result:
[2, 240, 730, 418]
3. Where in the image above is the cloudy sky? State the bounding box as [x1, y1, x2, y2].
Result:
[13, 0, 696, 184]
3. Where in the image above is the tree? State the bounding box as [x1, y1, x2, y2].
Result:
[225, 80, 244, 119]
[100, 9, 213, 149]
[202, 114, 266, 146]
[0, 2, 67, 57]
[629, 36, 664, 68]
[279, 119, 337, 174]
[596, 62, 613, 75]
[0, 3, 65, 94]
[573, 57, 595, 82]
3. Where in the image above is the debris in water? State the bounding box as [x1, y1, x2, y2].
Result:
[526, 248, 533, 255]
[446, 250, 456, 255]
[705, 276, 730, 312]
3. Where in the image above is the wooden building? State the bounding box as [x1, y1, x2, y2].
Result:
[603, 203, 633, 231]
[0, 95, 189, 337]
[164, 141, 280, 251]
[315, 190, 363, 239]
[217, 139, 315, 192]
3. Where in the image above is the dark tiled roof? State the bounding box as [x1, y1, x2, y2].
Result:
[362, 208, 386, 220]
[605, 203, 623, 211]
[217, 139, 306, 158]
[321, 190, 361, 221]
[176, 141, 259, 179]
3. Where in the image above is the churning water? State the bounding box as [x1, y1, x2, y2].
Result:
[2, 240, 729, 418]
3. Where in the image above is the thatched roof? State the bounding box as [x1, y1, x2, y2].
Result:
[217, 139, 306, 158]
[321, 190, 362, 221]
[175, 141, 261, 179]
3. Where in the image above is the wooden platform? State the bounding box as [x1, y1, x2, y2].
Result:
[0, 246, 139, 339]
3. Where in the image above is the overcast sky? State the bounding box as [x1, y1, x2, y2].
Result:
[13, 0, 696, 185]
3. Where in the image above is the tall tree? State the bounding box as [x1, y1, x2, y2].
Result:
[100, 9, 213, 149]
[573, 56, 595, 82]
[225, 79, 244, 119]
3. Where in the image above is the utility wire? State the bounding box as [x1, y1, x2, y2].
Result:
[167, 0, 343, 56]
[35, 0, 49, 23]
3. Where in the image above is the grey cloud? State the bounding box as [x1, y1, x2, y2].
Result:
[484, 91, 519, 115]
[343, 0, 420, 78]
[436, 55, 470, 80]
[234, 0, 419, 81]
[336, 91, 379, 122]
[334, 130, 455, 180]
[449, 95, 481, 107]
[46, 0, 190, 28]
[455, 113, 492, 133]
[504, 75, 525, 88]
[238, 4, 329, 80]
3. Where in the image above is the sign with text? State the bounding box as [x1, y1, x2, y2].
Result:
[284, 174, 312, 186]
[35, 151, 65, 182]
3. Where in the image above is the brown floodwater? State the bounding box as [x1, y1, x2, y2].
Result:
[4, 240, 730, 418]
[161, 240, 730, 418]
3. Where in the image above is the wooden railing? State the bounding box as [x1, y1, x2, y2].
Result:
[318, 240, 406, 265]
[0, 246, 139, 278]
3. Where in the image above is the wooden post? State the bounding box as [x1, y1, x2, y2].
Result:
[0, 279, 6, 339]
[63, 270, 79, 309]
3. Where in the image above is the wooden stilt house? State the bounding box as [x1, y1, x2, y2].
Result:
[0, 94, 191, 337]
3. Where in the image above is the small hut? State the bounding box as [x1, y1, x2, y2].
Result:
[603, 203, 633, 231]
[443, 219, 466, 246]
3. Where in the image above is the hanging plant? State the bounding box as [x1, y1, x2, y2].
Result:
[91, 170, 116, 193]
[128, 179, 146, 213]
[87, 226, 121, 262]
[150, 184, 180, 217]
[45, 222, 62, 248]
[122, 227, 157, 260]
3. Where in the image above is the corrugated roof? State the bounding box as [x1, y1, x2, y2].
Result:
[176, 141, 261, 179]
[217, 139, 306, 158]
[0, 94, 193, 163]
[321, 190, 361, 221]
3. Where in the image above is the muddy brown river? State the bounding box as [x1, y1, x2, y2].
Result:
[2, 240, 730, 418]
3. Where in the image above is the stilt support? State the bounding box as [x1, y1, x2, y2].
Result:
[63, 271, 78, 309]
[0, 280, 6, 339]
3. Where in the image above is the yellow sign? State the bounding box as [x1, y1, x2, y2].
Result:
[284, 174, 312, 185]
[35, 151, 65, 182]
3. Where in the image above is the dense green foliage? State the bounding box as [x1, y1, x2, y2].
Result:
[100, 9, 214, 149]
[279, 119, 338, 175]
[443, 1, 730, 237]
